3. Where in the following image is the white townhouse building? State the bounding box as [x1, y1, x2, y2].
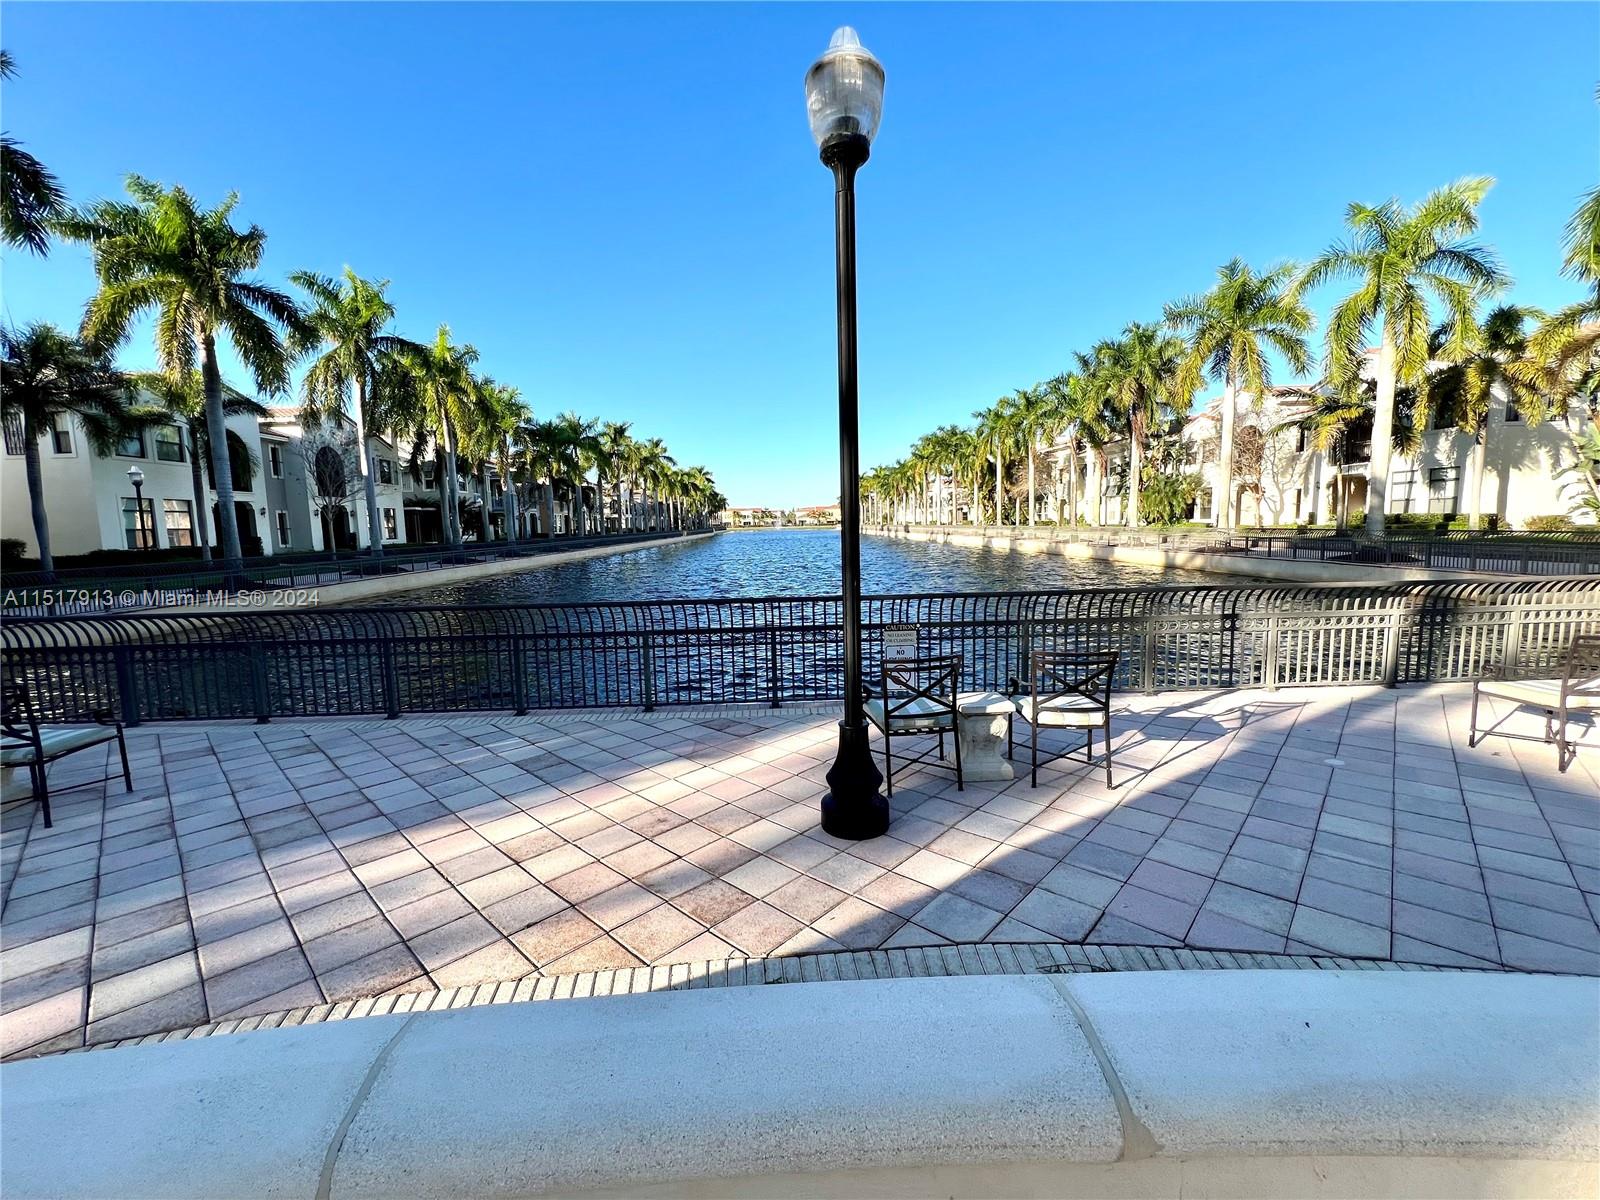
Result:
[1174, 384, 1592, 530]
[1029, 375, 1594, 531]
[258, 408, 406, 554]
[1, 401, 424, 562]
[1, 401, 285, 559]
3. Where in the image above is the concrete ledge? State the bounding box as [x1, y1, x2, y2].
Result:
[173, 532, 717, 612]
[869, 525, 1481, 583]
[2, 972, 1595, 1198]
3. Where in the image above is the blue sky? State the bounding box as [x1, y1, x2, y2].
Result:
[3, 3, 1595, 508]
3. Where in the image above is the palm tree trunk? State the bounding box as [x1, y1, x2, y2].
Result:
[441, 420, 463, 548]
[1089, 452, 1103, 526]
[1026, 446, 1036, 528]
[541, 478, 555, 538]
[1216, 376, 1237, 530]
[504, 463, 519, 542]
[971, 476, 979, 526]
[993, 440, 1003, 528]
[187, 423, 212, 559]
[1468, 429, 1487, 531]
[1366, 331, 1397, 537]
[574, 474, 587, 537]
[1127, 423, 1144, 527]
[353, 377, 384, 557]
[21, 414, 54, 580]
[614, 476, 624, 535]
[1067, 453, 1078, 526]
[200, 333, 246, 580]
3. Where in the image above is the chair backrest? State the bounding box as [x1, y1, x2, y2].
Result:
[1, 674, 39, 745]
[879, 654, 962, 722]
[1563, 634, 1600, 701]
[1027, 649, 1119, 710]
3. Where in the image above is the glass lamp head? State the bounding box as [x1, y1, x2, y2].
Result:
[805, 27, 884, 156]
[126, 465, 145, 488]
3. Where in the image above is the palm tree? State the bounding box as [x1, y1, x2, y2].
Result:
[1100, 323, 1193, 527]
[126, 369, 269, 562]
[635, 437, 675, 532]
[59, 177, 307, 580]
[1429, 305, 1543, 530]
[1, 324, 131, 578]
[0, 52, 67, 254]
[550, 412, 602, 536]
[597, 421, 633, 535]
[466, 381, 531, 541]
[291, 269, 423, 558]
[518, 419, 564, 537]
[975, 395, 1019, 525]
[394, 325, 482, 548]
[1012, 384, 1069, 526]
[1046, 370, 1113, 525]
[1300, 178, 1507, 536]
[1167, 259, 1314, 529]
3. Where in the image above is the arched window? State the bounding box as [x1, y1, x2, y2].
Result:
[204, 430, 255, 492]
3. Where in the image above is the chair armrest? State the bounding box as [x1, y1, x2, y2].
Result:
[91, 709, 124, 730]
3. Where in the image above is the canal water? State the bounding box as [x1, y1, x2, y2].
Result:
[376, 528, 1221, 605]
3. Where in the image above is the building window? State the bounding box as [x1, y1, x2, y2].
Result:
[378, 458, 394, 485]
[1291, 488, 1302, 519]
[122, 497, 156, 548]
[117, 430, 146, 457]
[1428, 467, 1460, 514]
[154, 425, 184, 462]
[268, 444, 283, 478]
[422, 464, 436, 489]
[1294, 426, 1308, 454]
[3, 412, 23, 455]
[49, 415, 73, 455]
[1391, 470, 1417, 513]
[163, 498, 194, 547]
[1193, 489, 1213, 522]
[1504, 397, 1523, 424]
[276, 511, 290, 547]
[383, 507, 398, 540]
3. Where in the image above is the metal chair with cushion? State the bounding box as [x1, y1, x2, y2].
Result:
[1, 679, 132, 829]
[1469, 634, 1600, 773]
[864, 653, 963, 797]
[1007, 649, 1119, 788]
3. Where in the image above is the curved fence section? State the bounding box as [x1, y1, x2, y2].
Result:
[4, 579, 1598, 724]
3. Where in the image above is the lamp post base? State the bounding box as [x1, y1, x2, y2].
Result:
[820, 719, 888, 840]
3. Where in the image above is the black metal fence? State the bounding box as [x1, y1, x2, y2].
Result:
[5, 579, 1597, 725]
[0, 530, 698, 615]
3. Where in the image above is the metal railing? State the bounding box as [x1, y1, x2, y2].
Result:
[4, 579, 1597, 724]
[0, 530, 700, 615]
[872, 525, 1600, 575]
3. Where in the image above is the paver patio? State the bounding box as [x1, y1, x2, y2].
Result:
[2, 681, 1596, 1058]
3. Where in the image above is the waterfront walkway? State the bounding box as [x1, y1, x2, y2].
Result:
[3, 682, 1596, 1058]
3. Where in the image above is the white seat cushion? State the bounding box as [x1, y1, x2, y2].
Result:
[1, 726, 116, 765]
[865, 696, 953, 732]
[1013, 695, 1106, 728]
[1477, 679, 1600, 711]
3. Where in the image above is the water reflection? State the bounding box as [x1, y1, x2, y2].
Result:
[376, 528, 1222, 605]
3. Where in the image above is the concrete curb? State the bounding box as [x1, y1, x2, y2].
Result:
[53, 940, 1502, 1063]
[2, 971, 1594, 1198]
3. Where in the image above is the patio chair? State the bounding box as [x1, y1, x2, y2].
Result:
[1, 679, 132, 829]
[1007, 649, 1119, 789]
[1469, 634, 1600, 773]
[864, 653, 963, 797]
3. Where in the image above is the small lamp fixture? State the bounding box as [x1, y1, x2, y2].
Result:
[125, 465, 145, 489]
[804, 27, 885, 160]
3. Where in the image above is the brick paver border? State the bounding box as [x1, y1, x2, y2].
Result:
[58, 940, 1491, 1060]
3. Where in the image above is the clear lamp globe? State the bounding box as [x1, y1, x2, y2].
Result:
[804, 27, 885, 147]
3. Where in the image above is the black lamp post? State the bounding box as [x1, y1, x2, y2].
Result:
[126, 464, 151, 550]
[807, 27, 889, 841]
